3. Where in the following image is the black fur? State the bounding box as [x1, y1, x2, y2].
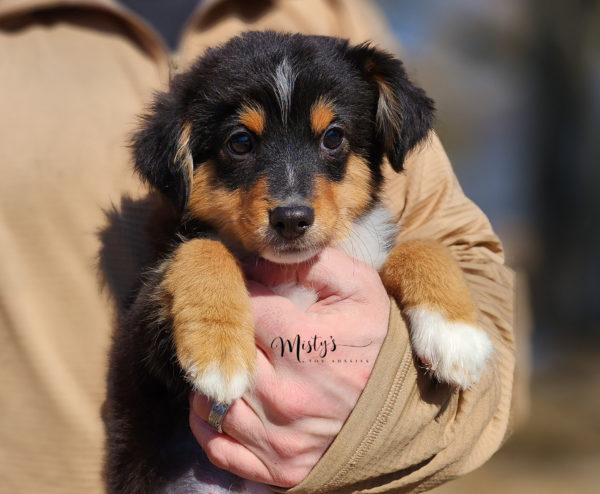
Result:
[345, 42, 435, 170]
[133, 93, 192, 213]
[105, 31, 434, 493]
[132, 31, 434, 213]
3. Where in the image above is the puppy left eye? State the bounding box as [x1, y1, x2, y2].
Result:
[322, 127, 344, 150]
[227, 132, 253, 156]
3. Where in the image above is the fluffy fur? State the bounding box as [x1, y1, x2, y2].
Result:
[103, 31, 492, 494]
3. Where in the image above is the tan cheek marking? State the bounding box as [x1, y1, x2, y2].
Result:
[311, 154, 373, 245]
[310, 98, 335, 135]
[332, 153, 373, 220]
[239, 104, 266, 136]
[188, 167, 271, 252]
[312, 176, 341, 242]
[188, 164, 241, 229]
[231, 178, 275, 252]
[238, 178, 271, 228]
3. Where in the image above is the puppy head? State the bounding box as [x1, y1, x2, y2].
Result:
[133, 31, 434, 263]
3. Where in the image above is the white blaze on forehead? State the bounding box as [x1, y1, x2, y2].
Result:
[285, 160, 297, 189]
[271, 58, 296, 124]
[270, 58, 299, 189]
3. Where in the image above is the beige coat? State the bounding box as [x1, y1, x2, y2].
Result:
[0, 0, 515, 492]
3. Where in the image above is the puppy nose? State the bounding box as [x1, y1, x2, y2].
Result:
[269, 206, 314, 240]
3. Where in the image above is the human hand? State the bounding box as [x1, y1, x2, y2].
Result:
[189, 248, 390, 487]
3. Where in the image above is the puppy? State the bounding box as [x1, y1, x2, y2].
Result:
[103, 31, 493, 493]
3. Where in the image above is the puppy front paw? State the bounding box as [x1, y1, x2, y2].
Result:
[160, 238, 257, 404]
[177, 322, 256, 404]
[406, 307, 494, 389]
[185, 360, 252, 404]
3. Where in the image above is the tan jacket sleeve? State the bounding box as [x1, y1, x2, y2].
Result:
[285, 135, 515, 494]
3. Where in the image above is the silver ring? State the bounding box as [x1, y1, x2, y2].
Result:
[207, 401, 231, 433]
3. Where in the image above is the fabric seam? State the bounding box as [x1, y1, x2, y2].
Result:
[322, 344, 414, 491]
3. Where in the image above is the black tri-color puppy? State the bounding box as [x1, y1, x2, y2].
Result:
[103, 31, 493, 493]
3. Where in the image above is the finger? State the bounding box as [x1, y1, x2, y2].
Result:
[190, 392, 220, 423]
[189, 410, 276, 485]
[190, 393, 257, 445]
[190, 395, 266, 464]
[189, 349, 276, 436]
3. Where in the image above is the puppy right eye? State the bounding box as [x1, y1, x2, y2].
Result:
[322, 127, 344, 150]
[227, 132, 253, 156]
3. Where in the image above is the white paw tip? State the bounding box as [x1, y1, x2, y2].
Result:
[187, 364, 250, 403]
[406, 308, 494, 389]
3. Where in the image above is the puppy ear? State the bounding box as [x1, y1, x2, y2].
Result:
[346, 43, 435, 171]
[132, 92, 193, 213]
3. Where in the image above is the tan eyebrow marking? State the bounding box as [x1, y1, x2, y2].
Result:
[310, 98, 336, 135]
[238, 104, 266, 136]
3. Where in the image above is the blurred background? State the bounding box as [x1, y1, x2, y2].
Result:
[374, 0, 600, 492]
[88, 0, 600, 491]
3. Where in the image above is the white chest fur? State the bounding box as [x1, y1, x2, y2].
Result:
[333, 206, 397, 271]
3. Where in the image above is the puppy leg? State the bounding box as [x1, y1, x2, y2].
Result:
[381, 240, 493, 388]
[160, 238, 255, 403]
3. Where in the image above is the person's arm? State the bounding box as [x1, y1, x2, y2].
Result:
[283, 134, 515, 493]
